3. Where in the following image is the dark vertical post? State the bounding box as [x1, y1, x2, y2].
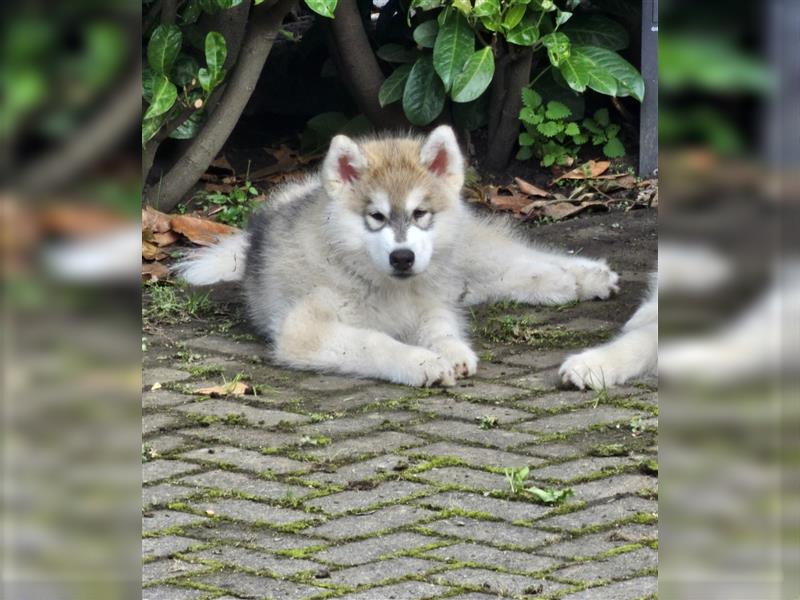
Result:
[639, 0, 658, 177]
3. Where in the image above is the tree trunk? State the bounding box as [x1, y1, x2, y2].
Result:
[143, 0, 296, 211]
[485, 47, 532, 172]
[328, 0, 407, 129]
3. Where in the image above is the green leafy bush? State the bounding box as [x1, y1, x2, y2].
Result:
[517, 89, 625, 166]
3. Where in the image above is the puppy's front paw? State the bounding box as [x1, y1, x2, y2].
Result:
[408, 350, 457, 388]
[559, 348, 622, 390]
[567, 259, 619, 300]
[432, 339, 478, 379]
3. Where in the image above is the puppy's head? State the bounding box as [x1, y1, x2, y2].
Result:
[321, 126, 465, 279]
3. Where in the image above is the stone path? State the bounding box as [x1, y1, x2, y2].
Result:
[142, 210, 658, 600]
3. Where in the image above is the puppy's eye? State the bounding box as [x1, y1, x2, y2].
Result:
[369, 212, 386, 222]
[412, 209, 428, 220]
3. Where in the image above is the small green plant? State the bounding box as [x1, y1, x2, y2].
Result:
[517, 89, 625, 166]
[142, 444, 158, 463]
[504, 466, 574, 505]
[299, 435, 331, 447]
[478, 415, 499, 430]
[144, 283, 212, 323]
[629, 416, 645, 435]
[192, 173, 260, 227]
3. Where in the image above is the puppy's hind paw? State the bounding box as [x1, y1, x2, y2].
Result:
[559, 349, 619, 390]
[569, 260, 620, 300]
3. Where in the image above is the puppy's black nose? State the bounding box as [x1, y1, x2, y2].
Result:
[389, 249, 415, 271]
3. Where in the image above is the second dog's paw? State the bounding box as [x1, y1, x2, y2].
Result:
[409, 351, 457, 388]
[432, 339, 478, 379]
[568, 259, 620, 300]
[559, 349, 623, 390]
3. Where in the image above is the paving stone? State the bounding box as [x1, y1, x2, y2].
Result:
[570, 474, 657, 502]
[444, 594, 498, 600]
[310, 454, 412, 485]
[305, 431, 424, 460]
[175, 398, 309, 426]
[536, 496, 657, 531]
[195, 498, 309, 525]
[552, 547, 658, 584]
[143, 460, 201, 484]
[193, 571, 321, 600]
[506, 372, 558, 392]
[424, 517, 559, 550]
[297, 374, 372, 391]
[187, 545, 321, 576]
[516, 390, 595, 412]
[142, 535, 203, 561]
[180, 425, 299, 450]
[184, 335, 265, 358]
[473, 361, 526, 379]
[529, 457, 634, 483]
[305, 480, 432, 514]
[539, 524, 657, 559]
[179, 469, 310, 500]
[501, 350, 568, 371]
[180, 445, 306, 474]
[143, 368, 191, 386]
[143, 413, 180, 436]
[414, 396, 531, 424]
[306, 504, 436, 540]
[426, 542, 559, 574]
[327, 556, 438, 587]
[142, 585, 204, 600]
[142, 510, 208, 534]
[411, 420, 536, 450]
[432, 567, 568, 597]
[311, 385, 415, 413]
[143, 389, 192, 408]
[142, 558, 209, 583]
[415, 491, 550, 522]
[337, 581, 447, 600]
[297, 411, 418, 437]
[518, 407, 641, 435]
[314, 532, 436, 566]
[522, 442, 583, 460]
[143, 483, 195, 507]
[416, 466, 507, 491]
[145, 434, 189, 454]
[405, 442, 545, 470]
[185, 522, 324, 551]
[560, 575, 657, 600]
[450, 381, 527, 401]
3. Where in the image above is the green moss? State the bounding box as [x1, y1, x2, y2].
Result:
[188, 365, 225, 377]
[589, 443, 628, 457]
[475, 316, 610, 349]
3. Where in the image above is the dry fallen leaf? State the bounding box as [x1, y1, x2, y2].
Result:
[171, 214, 239, 246]
[489, 193, 533, 214]
[514, 177, 550, 197]
[142, 206, 172, 233]
[529, 200, 609, 221]
[142, 261, 170, 282]
[152, 230, 179, 247]
[142, 239, 167, 261]
[554, 160, 611, 182]
[192, 381, 252, 397]
[39, 204, 126, 236]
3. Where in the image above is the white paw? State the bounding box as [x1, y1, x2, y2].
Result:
[407, 350, 457, 388]
[566, 259, 620, 300]
[559, 348, 626, 390]
[431, 338, 479, 379]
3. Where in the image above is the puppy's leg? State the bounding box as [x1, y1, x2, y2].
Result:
[274, 298, 456, 387]
[458, 219, 619, 306]
[416, 305, 478, 379]
[560, 288, 657, 389]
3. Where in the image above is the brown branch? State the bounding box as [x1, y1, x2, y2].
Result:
[144, 0, 297, 211]
[328, 0, 407, 129]
[485, 46, 532, 171]
[161, 0, 178, 25]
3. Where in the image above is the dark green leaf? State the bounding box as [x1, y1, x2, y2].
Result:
[564, 122, 580, 135]
[561, 14, 629, 51]
[452, 0, 472, 15]
[516, 145, 534, 160]
[573, 45, 644, 100]
[503, 4, 527, 31]
[594, 108, 610, 126]
[379, 64, 412, 107]
[537, 121, 563, 137]
[142, 67, 155, 102]
[181, 0, 203, 24]
[520, 106, 543, 124]
[531, 0, 556, 11]
[606, 123, 621, 138]
[519, 132, 535, 145]
[205, 31, 227, 76]
[505, 12, 539, 46]
[451, 47, 494, 103]
[541, 32, 570, 66]
[472, 0, 501, 18]
[169, 110, 206, 139]
[545, 100, 571, 119]
[413, 20, 439, 48]
[144, 74, 177, 119]
[172, 54, 199, 86]
[147, 24, 182, 74]
[304, 0, 337, 18]
[377, 43, 419, 64]
[603, 136, 625, 157]
[558, 53, 592, 93]
[142, 114, 166, 146]
[433, 8, 475, 91]
[403, 56, 446, 126]
[411, 0, 444, 11]
[521, 87, 542, 109]
[452, 91, 489, 130]
[555, 9, 572, 26]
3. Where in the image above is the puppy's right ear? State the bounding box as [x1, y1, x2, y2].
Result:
[322, 135, 366, 197]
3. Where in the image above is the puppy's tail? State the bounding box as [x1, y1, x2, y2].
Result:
[175, 231, 249, 285]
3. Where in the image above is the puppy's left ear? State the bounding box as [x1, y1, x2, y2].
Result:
[420, 125, 464, 191]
